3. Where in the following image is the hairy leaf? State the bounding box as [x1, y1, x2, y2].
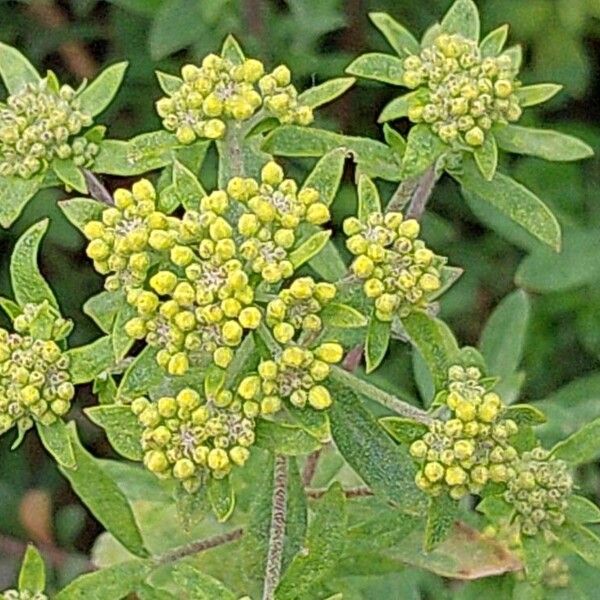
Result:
[568, 495, 600, 524]
[357, 174, 381, 222]
[440, 0, 480, 41]
[0, 175, 43, 228]
[378, 90, 422, 122]
[18, 545, 45, 593]
[321, 303, 368, 328]
[365, 314, 391, 373]
[0, 43, 40, 94]
[289, 230, 332, 268]
[207, 476, 235, 523]
[369, 12, 420, 55]
[302, 148, 347, 207]
[473, 132, 498, 181]
[479, 24, 509, 57]
[171, 562, 236, 599]
[255, 421, 321, 456]
[299, 77, 355, 108]
[425, 494, 458, 551]
[560, 522, 600, 570]
[78, 62, 128, 116]
[345, 53, 404, 85]
[156, 71, 182, 95]
[36, 420, 76, 469]
[379, 416, 429, 444]
[66, 337, 115, 384]
[400, 124, 446, 179]
[552, 417, 600, 465]
[59, 198, 105, 231]
[515, 84, 563, 107]
[52, 159, 87, 194]
[85, 405, 144, 461]
[503, 404, 546, 426]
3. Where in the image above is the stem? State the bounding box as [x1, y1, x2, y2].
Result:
[156, 528, 244, 565]
[388, 165, 439, 221]
[217, 123, 245, 188]
[301, 449, 321, 487]
[262, 455, 288, 600]
[307, 486, 373, 499]
[330, 365, 432, 425]
[83, 170, 113, 205]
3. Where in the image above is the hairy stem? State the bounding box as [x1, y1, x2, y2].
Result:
[388, 165, 439, 220]
[307, 486, 373, 499]
[262, 455, 288, 600]
[83, 170, 113, 205]
[156, 528, 244, 565]
[331, 365, 432, 424]
[301, 449, 322, 487]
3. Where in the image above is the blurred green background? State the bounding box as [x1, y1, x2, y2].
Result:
[0, 0, 599, 593]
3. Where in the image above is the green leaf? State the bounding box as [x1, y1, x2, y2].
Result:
[379, 416, 429, 444]
[118, 347, 163, 400]
[479, 24, 509, 57]
[221, 34, 245, 64]
[515, 84, 563, 107]
[11, 219, 58, 309]
[112, 303, 136, 361]
[83, 291, 125, 334]
[476, 494, 514, 521]
[495, 125, 594, 162]
[328, 381, 426, 514]
[171, 562, 236, 600]
[262, 126, 401, 181]
[473, 132, 498, 181]
[307, 238, 347, 282]
[440, 0, 480, 41]
[429, 265, 464, 302]
[425, 494, 458, 552]
[302, 147, 347, 207]
[400, 124, 446, 179]
[78, 62, 128, 117]
[502, 45, 522, 70]
[321, 303, 368, 328]
[503, 405, 546, 426]
[345, 53, 404, 85]
[378, 90, 422, 122]
[560, 522, 600, 570]
[299, 77, 355, 109]
[369, 12, 420, 56]
[0, 296, 21, 321]
[36, 420, 76, 469]
[169, 159, 207, 211]
[402, 312, 460, 391]
[52, 159, 87, 193]
[0, 174, 43, 228]
[480, 289, 530, 382]
[18, 545, 45, 593]
[0, 43, 40, 94]
[521, 535, 551, 583]
[54, 560, 152, 600]
[383, 124, 406, 156]
[276, 483, 347, 599]
[357, 174, 381, 222]
[456, 161, 561, 251]
[365, 314, 391, 374]
[289, 230, 332, 268]
[255, 421, 321, 456]
[94, 131, 180, 176]
[59, 198, 105, 231]
[85, 405, 144, 461]
[207, 476, 235, 523]
[66, 337, 115, 384]
[59, 424, 148, 557]
[568, 495, 600, 524]
[552, 417, 600, 465]
[155, 70, 182, 95]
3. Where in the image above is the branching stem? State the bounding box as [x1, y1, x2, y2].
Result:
[388, 165, 439, 220]
[156, 528, 244, 565]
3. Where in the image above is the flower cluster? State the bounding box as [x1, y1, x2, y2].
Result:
[504, 447, 573, 536]
[1, 591, 47, 600]
[401, 33, 521, 146]
[0, 79, 96, 179]
[156, 54, 312, 144]
[237, 342, 343, 414]
[266, 277, 337, 344]
[0, 329, 74, 435]
[12, 302, 72, 341]
[344, 211, 444, 321]
[132, 388, 255, 492]
[410, 366, 518, 499]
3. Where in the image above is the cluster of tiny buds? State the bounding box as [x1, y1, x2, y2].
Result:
[1, 591, 47, 600]
[156, 53, 312, 144]
[410, 365, 518, 499]
[0, 328, 74, 435]
[401, 33, 522, 147]
[237, 342, 344, 414]
[132, 387, 255, 492]
[504, 447, 573, 537]
[542, 556, 570, 589]
[344, 211, 443, 320]
[266, 277, 336, 344]
[446, 364, 486, 400]
[12, 302, 72, 341]
[0, 79, 96, 179]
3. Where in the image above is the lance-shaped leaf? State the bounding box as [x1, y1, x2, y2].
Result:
[0, 174, 44, 228]
[221, 34, 245, 64]
[276, 483, 347, 599]
[400, 124, 447, 180]
[78, 62, 128, 117]
[521, 535, 551, 583]
[52, 158, 88, 194]
[503, 405, 546, 426]
[289, 230, 332, 269]
[85, 405, 144, 461]
[440, 0, 480, 41]
[299, 77, 355, 108]
[84, 290, 126, 334]
[66, 337, 115, 384]
[0, 43, 40, 93]
[402, 312, 460, 391]
[515, 83, 563, 107]
[302, 147, 346, 207]
[474, 132, 498, 181]
[0, 297, 20, 321]
[112, 303, 136, 361]
[552, 417, 600, 465]
[118, 347, 162, 400]
[18, 545, 45, 593]
[262, 126, 401, 181]
[345, 53, 404, 85]
[59, 424, 148, 557]
[285, 405, 331, 443]
[383, 124, 406, 156]
[379, 416, 429, 444]
[560, 522, 600, 570]
[156, 71, 182, 95]
[455, 161, 561, 251]
[59, 198, 105, 231]
[479, 24, 509, 57]
[11, 219, 58, 309]
[36, 420, 76, 469]
[307, 238, 347, 282]
[170, 562, 237, 600]
[94, 131, 180, 176]
[207, 476, 235, 523]
[425, 493, 458, 551]
[365, 314, 391, 374]
[502, 45, 522, 70]
[162, 159, 207, 212]
[357, 174, 381, 222]
[54, 560, 153, 600]
[378, 90, 423, 122]
[321, 303, 368, 328]
[568, 495, 600, 524]
[495, 125, 593, 162]
[256, 421, 321, 456]
[428, 265, 464, 302]
[328, 381, 426, 514]
[369, 12, 420, 56]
